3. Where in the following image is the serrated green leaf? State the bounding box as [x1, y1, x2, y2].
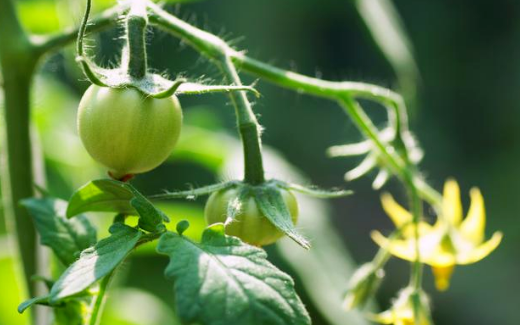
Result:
[157, 224, 311, 325]
[49, 224, 142, 303]
[128, 186, 169, 233]
[67, 179, 136, 218]
[21, 197, 97, 266]
[254, 186, 310, 249]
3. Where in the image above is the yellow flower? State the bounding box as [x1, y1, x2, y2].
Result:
[371, 179, 503, 291]
[371, 287, 432, 325]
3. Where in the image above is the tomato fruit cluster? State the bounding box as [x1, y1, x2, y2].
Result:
[205, 187, 299, 246]
[77, 85, 183, 178]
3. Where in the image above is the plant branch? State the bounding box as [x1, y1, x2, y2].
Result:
[88, 271, 113, 325]
[219, 56, 265, 184]
[146, 2, 442, 207]
[124, 0, 149, 79]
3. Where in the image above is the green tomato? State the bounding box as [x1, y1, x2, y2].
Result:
[204, 188, 299, 246]
[77, 85, 182, 178]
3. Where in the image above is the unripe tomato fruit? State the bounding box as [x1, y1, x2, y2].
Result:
[204, 188, 299, 246]
[77, 85, 182, 178]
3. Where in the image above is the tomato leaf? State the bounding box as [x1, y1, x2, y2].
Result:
[67, 179, 136, 218]
[18, 295, 51, 314]
[157, 223, 311, 325]
[21, 197, 97, 266]
[49, 224, 142, 303]
[128, 186, 169, 233]
[254, 186, 310, 249]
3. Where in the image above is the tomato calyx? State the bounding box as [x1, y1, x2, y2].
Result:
[76, 0, 260, 99]
[150, 179, 352, 249]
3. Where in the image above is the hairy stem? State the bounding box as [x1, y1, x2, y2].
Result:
[219, 57, 265, 184]
[146, 2, 442, 206]
[124, 0, 149, 79]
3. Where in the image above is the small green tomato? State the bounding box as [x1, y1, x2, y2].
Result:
[204, 188, 299, 246]
[77, 85, 182, 178]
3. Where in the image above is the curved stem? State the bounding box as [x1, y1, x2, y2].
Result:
[146, 2, 442, 206]
[219, 56, 265, 185]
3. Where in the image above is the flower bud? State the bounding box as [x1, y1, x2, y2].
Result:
[343, 263, 385, 310]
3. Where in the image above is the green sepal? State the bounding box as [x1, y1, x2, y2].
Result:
[274, 180, 353, 199]
[225, 186, 251, 225]
[76, 0, 259, 98]
[157, 223, 311, 325]
[253, 184, 310, 249]
[149, 181, 239, 200]
[78, 57, 260, 98]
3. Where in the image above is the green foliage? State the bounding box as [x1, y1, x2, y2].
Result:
[18, 296, 51, 314]
[2, 0, 490, 323]
[21, 197, 97, 266]
[49, 224, 141, 302]
[128, 186, 170, 233]
[67, 180, 136, 217]
[157, 223, 311, 325]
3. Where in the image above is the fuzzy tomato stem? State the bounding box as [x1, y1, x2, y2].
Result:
[124, 0, 149, 79]
[220, 56, 265, 185]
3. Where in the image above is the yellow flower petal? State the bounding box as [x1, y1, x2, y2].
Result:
[370, 311, 395, 324]
[443, 179, 463, 225]
[458, 232, 503, 265]
[460, 188, 485, 244]
[425, 250, 455, 267]
[381, 193, 413, 228]
[371, 231, 416, 261]
[431, 266, 455, 291]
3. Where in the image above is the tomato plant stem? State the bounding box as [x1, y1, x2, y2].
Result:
[125, 0, 148, 79]
[88, 271, 114, 325]
[0, 0, 39, 301]
[146, 2, 442, 207]
[219, 57, 266, 185]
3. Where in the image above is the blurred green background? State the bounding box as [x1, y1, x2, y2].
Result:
[1, 0, 519, 324]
